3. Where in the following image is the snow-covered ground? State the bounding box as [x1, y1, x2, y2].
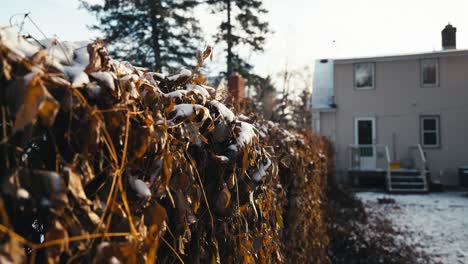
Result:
[357, 191, 468, 264]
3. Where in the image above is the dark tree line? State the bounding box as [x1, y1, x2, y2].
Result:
[207, 0, 269, 80]
[82, 0, 312, 129]
[81, 0, 269, 79]
[81, 0, 202, 71]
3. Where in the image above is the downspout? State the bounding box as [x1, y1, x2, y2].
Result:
[333, 110, 341, 182]
[316, 111, 321, 134]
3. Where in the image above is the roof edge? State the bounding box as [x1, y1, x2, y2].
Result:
[334, 49, 468, 64]
[312, 107, 337, 112]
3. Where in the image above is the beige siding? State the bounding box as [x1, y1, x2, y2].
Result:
[331, 54, 468, 185]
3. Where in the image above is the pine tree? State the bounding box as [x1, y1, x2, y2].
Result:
[81, 0, 202, 71]
[206, 0, 270, 84]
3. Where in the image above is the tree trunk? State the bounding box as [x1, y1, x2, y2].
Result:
[149, 0, 162, 71]
[226, 0, 233, 75]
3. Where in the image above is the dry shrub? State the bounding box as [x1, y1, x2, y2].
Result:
[0, 27, 285, 263]
[246, 115, 331, 264]
[0, 26, 332, 264]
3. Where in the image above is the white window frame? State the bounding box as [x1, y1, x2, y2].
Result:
[354, 117, 376, 146]
[354, 62, 375, 90]
[420, 115, 440, 148]
[420, 58, 439, 87]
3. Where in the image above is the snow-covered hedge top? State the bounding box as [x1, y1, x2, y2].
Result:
[0, 25, 328, 264]
[0, 25, 270, 183]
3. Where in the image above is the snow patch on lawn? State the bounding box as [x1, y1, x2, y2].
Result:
[357, 192, 468, 264]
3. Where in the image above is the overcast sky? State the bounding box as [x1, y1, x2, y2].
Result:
[2, 0, 468, 78]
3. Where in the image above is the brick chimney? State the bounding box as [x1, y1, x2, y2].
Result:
[228, 72, 245, 112]
[442, 24, 456, 50]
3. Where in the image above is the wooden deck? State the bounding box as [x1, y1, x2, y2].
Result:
[349, 169, 386, 188]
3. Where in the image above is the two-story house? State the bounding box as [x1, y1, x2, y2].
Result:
[312, 24, 468, 192]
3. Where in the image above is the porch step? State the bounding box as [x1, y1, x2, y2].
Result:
[390, 170, 420, 176]
[391, 182, 424, 186]
[391, 175, 425, 182]
[388, 173, 428, 193]
[388, 188, 428, 193]
[391, 175, 423, 179]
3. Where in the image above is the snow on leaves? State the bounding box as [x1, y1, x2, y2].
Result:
[0, 27, 292, 263]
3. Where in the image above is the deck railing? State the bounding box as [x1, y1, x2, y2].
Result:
[348, 144, 392, 188]
[408, 144, 428, 189]
[348, 144, 391, 170]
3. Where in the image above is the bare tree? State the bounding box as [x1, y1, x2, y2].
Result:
[273, 65, 312, 128]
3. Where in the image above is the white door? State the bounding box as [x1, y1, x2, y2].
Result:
[354, 117, 376, 170]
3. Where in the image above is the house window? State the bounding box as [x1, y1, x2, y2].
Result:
[421, 59, 439, 86]
[420, 116, 440, 147]
[354, 63, 375, 90]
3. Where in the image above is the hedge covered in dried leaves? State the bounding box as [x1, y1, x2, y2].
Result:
[251, 117, 330, 263]
[0, 27, 330, 264]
